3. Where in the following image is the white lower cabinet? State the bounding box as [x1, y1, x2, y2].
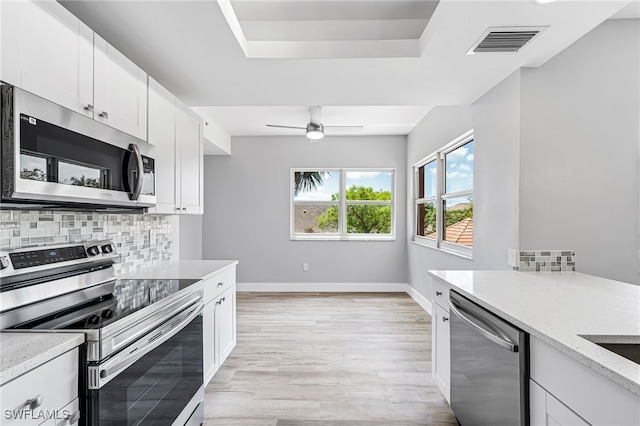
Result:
[39, 398, 80, 426]
[216, 285, 236, 366]
[530, 380, 589, 426]
[530, 336, 640, 426]
[431, 277, 451, 402]
[0, 349, 79, 426]
[433, 302, 450, 402]
[203, 267, 237, 385]
[203, 297, 219, 384]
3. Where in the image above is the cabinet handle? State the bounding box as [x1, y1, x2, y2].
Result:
[68, 410, 80, 424]
[26, 394, 43, 409]
[99, 111, 109, 119]
[176, 207, 181, 211]
[217, 282, 224, 287]
[435, 291, 442, 296]
[84, 104, 94, 112]
[221, 297, 226, 302]
[181, 207, 187, 211]
[442, 316, 449, 322]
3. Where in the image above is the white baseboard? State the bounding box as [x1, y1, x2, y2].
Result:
[237, 282, 408, 293]
[405, 285, 432, 315]
[237, 282, 432, 315]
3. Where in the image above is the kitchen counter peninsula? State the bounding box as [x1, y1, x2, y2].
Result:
[428, 270, 640, 396]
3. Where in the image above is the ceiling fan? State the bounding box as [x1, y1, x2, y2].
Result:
[266, 106, 363, 141]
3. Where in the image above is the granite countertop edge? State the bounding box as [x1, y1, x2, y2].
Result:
[0, 333, 85, 386]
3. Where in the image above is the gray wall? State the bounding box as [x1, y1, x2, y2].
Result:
[177, 215, 203, 260]
[406, 72, 522, 297]
[406, 17, 640, 299]
[203, 135, 408, 284]
[520, 19, 640, 284]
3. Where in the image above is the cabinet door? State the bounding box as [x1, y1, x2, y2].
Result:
[147, 77, 178, 214]
[215, 285, 236, 366]
[530, 380, 589, 426]
[0, 0, 93, 115]
[0, 349, 78, 426]
[93, 34, 148, 140]
[176, 101, 203, 214]
[203, 300, 218, 386]
[433, 302, 450, 402]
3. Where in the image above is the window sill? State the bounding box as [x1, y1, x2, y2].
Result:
[291, 235, 396, 242]
[410, 239, 473, 260]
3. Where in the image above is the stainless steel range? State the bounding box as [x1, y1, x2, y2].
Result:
[0, 241, 205, 426]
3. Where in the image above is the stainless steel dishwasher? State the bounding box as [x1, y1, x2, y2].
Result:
[449, 290, 529, 426]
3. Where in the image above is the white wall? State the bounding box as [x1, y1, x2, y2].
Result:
[406, 72, 522, 298]
[520, 19, 640, 284]
[202, 135, 408, 284]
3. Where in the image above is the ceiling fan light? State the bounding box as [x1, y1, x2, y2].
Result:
[306, 123, 324, 140]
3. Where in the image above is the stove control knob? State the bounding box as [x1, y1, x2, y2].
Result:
[102, 309, 114, 319]
[0, 256, 9, 270]
[88, 315, 101, 324]
[87, 246, 100, 256]
[101, 244, 114, 254]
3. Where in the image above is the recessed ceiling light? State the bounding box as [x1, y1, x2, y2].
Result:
[535, 0, 557, 4]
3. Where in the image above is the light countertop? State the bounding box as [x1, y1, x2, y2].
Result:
[119, 260, 238, 281]
[428, 270, 640, 397]
[0, 332, 85, 386]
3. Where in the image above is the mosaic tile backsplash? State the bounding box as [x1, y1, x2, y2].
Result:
[511, 249, 576, 272]
[0, 210, 173, 274]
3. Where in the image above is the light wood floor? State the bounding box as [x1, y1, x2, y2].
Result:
[204, 292, 458, 426]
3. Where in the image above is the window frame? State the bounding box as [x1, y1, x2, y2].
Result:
[414, 130, 474, 257]
[290, 168, 396, 241]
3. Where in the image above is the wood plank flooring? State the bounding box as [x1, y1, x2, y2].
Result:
[204, 292, 457, 426]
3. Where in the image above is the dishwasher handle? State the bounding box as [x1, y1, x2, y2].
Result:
[449, 299, 518, 352]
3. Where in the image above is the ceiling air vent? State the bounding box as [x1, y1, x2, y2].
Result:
[467, 27, 548, 54]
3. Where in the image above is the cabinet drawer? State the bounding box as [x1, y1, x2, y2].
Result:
[203, 267, 236, 305]
[1, 349, 78, 426]
[39, 398, 80, 426]
[432, 277, 450, 311]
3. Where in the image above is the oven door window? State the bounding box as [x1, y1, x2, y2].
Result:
[91, 315, 203, 426]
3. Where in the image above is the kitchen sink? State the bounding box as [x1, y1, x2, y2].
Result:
[580, 335, 640, 366]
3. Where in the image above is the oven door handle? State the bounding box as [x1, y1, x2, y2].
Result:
[93, 302, 203, 389]
[449, 299, 518, 352]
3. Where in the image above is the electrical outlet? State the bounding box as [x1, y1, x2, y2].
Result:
[507, 249, 518, 267]
[302, 263, 309, 271]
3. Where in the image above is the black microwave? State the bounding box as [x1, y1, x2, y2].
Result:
[1, 85, 155, 210]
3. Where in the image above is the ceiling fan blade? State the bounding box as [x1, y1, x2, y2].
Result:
[324, 125, 364, 129]
[266, 124, 306, 130]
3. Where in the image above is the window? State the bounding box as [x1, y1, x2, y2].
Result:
[415, 131, 474, 256]
[291, 168, 395, 240]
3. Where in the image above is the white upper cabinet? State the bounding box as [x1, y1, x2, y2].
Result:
[148, 80, 203, 215]
[1, 1, 147, 140]
[0, 0, 93, 116]
[148, 77, 177, 213]
[94, 34, 148, 140]
[176, 100, 203, 215]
